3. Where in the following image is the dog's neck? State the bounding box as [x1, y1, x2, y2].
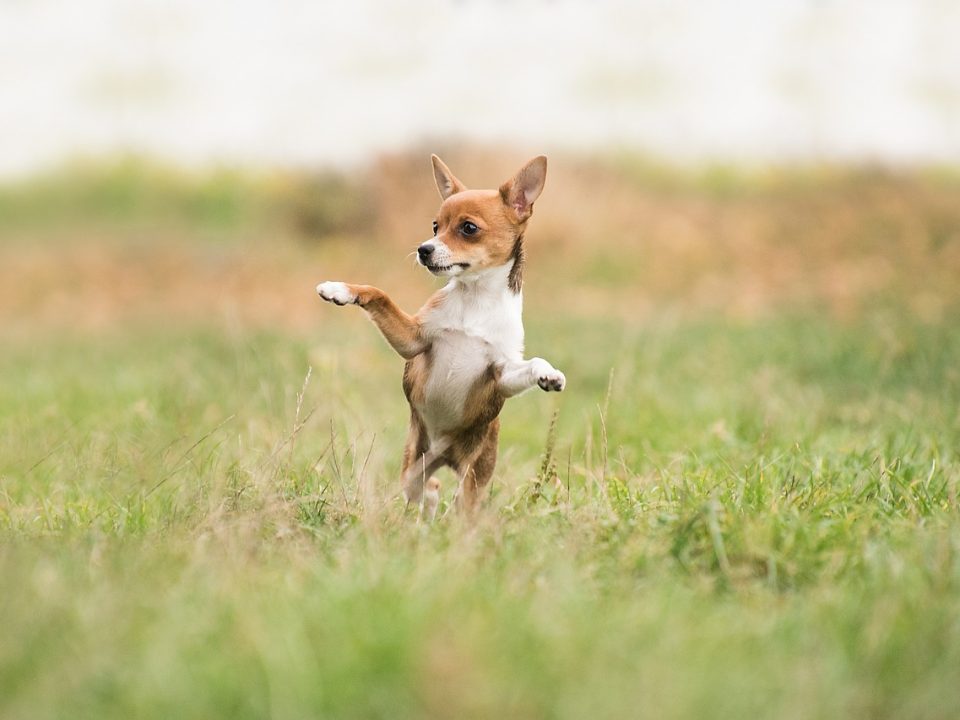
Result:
[429, 258, 524, 359]
[450, 233, 523, 292]
[449, 259, 517, 298]
[507, 233, 524, 293]
[430, 258, 523, 327]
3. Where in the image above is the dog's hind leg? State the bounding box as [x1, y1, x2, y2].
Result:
[402, 453, 446, 518]
[421, 476, 441, 522]
[455, 421, 499, 518]
[400, 416, 447, 511]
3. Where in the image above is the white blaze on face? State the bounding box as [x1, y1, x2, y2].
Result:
[418, 239, 460, 274]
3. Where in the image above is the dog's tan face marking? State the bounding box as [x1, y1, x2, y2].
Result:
[432, 189, 521, 273]
[419, 155, 546, 280]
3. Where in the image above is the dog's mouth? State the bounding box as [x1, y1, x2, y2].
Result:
[425, 262, 470, 275]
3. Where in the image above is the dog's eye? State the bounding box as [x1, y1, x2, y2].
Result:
[432, 221, 438, 236]
[460, 221, 479, 237]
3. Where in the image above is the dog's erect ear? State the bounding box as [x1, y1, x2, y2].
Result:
[431, 155, 467, 200]
[499, 156, 547, 222]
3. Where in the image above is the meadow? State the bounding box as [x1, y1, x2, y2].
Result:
[1, 151, 959, 719]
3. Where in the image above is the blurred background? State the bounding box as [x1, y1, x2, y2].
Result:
[4, 5, 960, 717]
[2, 0, 959, 340]
[3, 0, 960, 175]
[11, 0, 960, 515]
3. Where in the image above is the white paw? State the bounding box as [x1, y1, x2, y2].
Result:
[421, 477, 441, 522]
[316, 281, 357, 306]
[530, 358, 565, 392]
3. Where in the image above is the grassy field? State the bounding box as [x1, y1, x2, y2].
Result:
[2, 152, 960, 719]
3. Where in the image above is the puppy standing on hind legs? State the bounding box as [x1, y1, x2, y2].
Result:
[316, 154, 565, 519]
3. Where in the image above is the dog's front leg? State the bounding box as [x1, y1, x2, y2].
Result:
[317, 282, 426, 359]
[497, 357, 566, 397]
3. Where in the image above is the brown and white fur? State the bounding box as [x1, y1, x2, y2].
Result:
[316, 155, 564, 519]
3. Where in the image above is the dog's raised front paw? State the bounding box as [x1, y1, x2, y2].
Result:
[537, 371, 565, 392]
[530, 358, 565, 392]
[316, 281, 357, 306]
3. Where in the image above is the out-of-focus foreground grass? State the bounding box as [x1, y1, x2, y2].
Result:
[1, 150, 960, 719]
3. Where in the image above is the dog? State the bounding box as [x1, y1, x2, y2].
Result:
[316, 155, 565, 519]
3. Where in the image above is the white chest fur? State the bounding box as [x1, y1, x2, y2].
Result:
[417, 263, 524, 434]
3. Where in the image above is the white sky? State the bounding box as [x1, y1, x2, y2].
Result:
[1, 0, 958, 177]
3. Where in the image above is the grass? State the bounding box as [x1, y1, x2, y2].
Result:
[0, 156, 371, 240]
[3, 317, 959, 719]
[1, 152, 960, 718]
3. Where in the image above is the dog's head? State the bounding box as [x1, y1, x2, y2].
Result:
[416, 155, 547, 279]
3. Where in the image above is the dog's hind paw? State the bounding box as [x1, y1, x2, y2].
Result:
[316, 281, 358, 306]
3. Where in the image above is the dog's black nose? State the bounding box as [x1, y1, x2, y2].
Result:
[417, 243, 435, 260]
